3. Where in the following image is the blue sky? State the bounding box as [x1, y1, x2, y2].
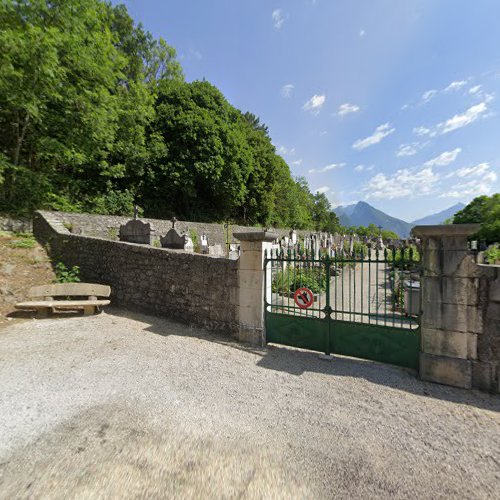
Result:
[116, 0, 500, 221]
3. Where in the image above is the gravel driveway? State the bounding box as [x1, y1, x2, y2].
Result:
[0, 309, 499, 499]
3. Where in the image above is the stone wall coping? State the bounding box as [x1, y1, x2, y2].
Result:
[412, 224, 480, 238]
[233, 231, 279, 242]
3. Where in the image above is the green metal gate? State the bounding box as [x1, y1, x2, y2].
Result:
[264, 245, 421, 369]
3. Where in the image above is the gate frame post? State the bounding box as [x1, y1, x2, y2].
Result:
[234, 231, 278, 346]
[413, 224, 481, 389]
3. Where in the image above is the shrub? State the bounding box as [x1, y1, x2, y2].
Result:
[272, 265, 327, 294]
[484, 244, 500, 265]
[54, 262, 80, 283]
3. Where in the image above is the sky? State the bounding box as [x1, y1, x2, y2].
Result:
[115, 0, 500, 222]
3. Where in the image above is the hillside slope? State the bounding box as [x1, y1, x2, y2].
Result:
[0, 232, 56, 328]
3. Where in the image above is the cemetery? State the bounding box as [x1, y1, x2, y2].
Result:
[30, 209, 500, 393]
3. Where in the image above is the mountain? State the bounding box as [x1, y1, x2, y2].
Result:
[333, 201, 467, 239]
[410, 203, 465, 226]
[334, 201, 413, 238]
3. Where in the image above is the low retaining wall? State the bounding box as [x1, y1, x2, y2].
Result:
[33, 211, 239, 335]
[47, 211, 297, 247]
[0, 216, 32, 233]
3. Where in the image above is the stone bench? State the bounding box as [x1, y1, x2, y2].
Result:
[15, 283, 111, 317]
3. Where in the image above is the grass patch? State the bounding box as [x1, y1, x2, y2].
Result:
[10, 234, 37, 249]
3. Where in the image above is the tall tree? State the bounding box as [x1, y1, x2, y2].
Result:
[453, 194, 500, 243]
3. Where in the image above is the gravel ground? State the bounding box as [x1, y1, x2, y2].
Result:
[0, 309, 499, 499]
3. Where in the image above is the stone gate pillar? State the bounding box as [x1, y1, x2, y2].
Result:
[233, 231, 278, 345]
[413, 224, 481, 389]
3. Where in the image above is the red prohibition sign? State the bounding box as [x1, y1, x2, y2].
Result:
[294, 287, 314, 309]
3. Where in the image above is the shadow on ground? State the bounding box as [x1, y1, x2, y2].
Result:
[7, 306, 500, 413]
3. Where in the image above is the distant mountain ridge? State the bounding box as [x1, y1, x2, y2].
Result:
[333, 201, 465, 238]
[410, 203, 465, 226]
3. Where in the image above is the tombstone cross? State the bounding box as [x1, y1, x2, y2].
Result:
[171, 217, 177, 229]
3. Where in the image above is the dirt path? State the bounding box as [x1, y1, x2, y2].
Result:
[0, 310, 499, 499]
[0, 231, 55, 328]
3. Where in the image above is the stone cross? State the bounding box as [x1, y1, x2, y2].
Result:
[171, 217, 177, 229]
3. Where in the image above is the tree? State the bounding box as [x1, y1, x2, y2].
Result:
[143, 80, 254, 221]
[0, 0, 181, 215]
[453, 194, 500, 243]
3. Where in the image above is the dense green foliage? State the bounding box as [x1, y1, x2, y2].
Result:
[54, 262, 80, 283]
[0, 0, 340, 231]
[453, 194, 500, 244]
[272, 266, 327, 294]
[344, 223, 399, 240]
[484, 244, 500, 264]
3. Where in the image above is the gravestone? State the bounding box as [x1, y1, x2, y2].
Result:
[160, 228, 193, 252]
[200, 234, 209, 254]
[209, 244, 224, 257]
[119, 219, 154, 245]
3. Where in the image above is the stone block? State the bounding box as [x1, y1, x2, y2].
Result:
[419, 352, 472, 389]
[238, 324, 263, 345]
[239, 270, 264, 290]
[442, 277, 479, 306]
[239, 304, 263, 326]
[422, 301, 482, 334]
[486, 302, 500, 321]
[421, 276, 440, 304]
[239, 249, 264, 271]
[490, 278, 500, 303]
[421, 328, 477, 359]
[441, 236, 470, 251]
[453, 254, 482, 278]
[422, 249, 441, 276]
[442, 250, 467, 276]
[471, 361, 498, 392]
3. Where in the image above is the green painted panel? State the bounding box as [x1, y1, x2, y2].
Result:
[266, 312, 328, 353]
[330, 320, 420, 369]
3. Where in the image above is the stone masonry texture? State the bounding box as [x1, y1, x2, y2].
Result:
[33, 211, 239, 336]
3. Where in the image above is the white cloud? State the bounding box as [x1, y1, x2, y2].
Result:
[291, 159, 302, 166]
[448, 162, 495, 179]
[315, 186, 330, 194]
[277, 145, 295, 155]
[272, 9, 285, 29]
[359, 29, 366, 37]
[303, 94, 326, 114]
[319, 130, 328, 136]
[414, 126, 433, 137]
[421, 89, 438, 104]
[441, 102, 488, 133]
[439, 169, 498, 198]
[354, 164, 374, 172]
[444, 80, 468, 92]
[352, 123, 395, 151]
[308, 163, 344, 174]
[423, 148, 461, 168]
[469, 85, 482, 95]
[396, 143, 421, 157]
[363, 167, 438, 200]
[337, 103, 360, 117]
[281, 84, 294, 98]
[414, 100, 491, 137]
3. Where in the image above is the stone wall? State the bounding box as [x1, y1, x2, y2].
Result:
[47, 211, 298, 247]
[415, 224, 500, 393]
[0, 216, 32, 233]
[33, 211, 239, 335]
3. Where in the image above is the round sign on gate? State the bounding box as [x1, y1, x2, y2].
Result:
[294, 287, 314, 309]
